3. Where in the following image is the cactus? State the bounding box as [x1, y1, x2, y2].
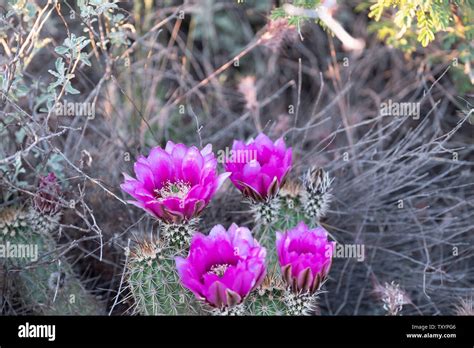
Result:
[282, 288, 323, 316]
[121, 135, 335, 316]
[160, 218, 198, 249]
[206, 302, 246, 316]
[251, 197, 282, 225]
[245, 167, 334, 315]
[246, 266, 326, 316]
[254, 167, 333, 229]
[27, 208, 62, 236]
[301, 167, 334, 221]
[247, 271, 287, 315]
[126, 239, 201, 315]
[251, 169, 331, 259]
[0, 206, 102, 315]
[251, 195, 304, 260]
[0, 207, 29, 238]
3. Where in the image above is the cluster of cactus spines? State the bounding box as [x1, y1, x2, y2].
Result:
[126, 239, 199, 315]
[208, 302, 246, 316]
[160, 218, 198, 249]
[0, 207, 28, 237]
[248, 270, 325, 316]
[374, 281, 409, 316]
[283, 289, 323, 316]
[301, 167, 334, 221]
[251, 197, 281, 225]
[242, 175, 283, 225]
[27, 209, 62, 236]
[0, 173, 102, 315]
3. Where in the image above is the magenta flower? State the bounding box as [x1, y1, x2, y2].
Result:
[121, 142, 229, 224]
[224, 133, 292, 201]
[276, 222, 334, 294]
[175, 224, 266, 309]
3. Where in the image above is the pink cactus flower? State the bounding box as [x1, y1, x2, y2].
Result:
[175, 224, 266, 309]
[224, 133, 292, 202]
[121, 142, 229, 224]
[276, 222, 334, 294]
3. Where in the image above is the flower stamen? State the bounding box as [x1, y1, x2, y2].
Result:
[155, 180, 191, 200]
[208, 264, 230, 277]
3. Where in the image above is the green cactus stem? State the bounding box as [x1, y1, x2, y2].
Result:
[247, 272, 287, 315]
[127, 239, 200, 315]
